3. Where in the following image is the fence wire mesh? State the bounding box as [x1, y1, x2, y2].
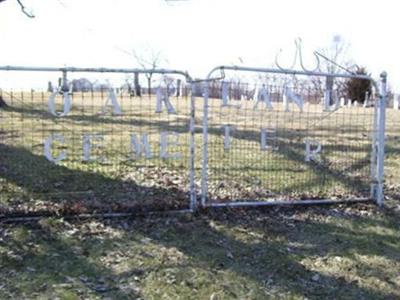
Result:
[201, 77, 376, 204]
[0, 72, 193, 215]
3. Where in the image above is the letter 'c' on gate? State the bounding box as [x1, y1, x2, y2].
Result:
[44, 134, 67, 163]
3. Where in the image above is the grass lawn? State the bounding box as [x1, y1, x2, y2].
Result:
[0, 90, 400, 299]
[1, 203, 399, 299]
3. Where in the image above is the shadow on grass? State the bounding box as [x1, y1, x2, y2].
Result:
[0, 222, 140, 299]
[2, 206, 399, 299]
[1, 101, 375, 208]
[0, 143, 189, 214]
[121, 208, 399, 299]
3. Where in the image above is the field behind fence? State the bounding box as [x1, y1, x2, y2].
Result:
[3, 80, 397, 215]
[0, 89, 194, 214]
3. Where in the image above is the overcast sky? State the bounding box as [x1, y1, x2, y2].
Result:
[0, 0, 399, 91]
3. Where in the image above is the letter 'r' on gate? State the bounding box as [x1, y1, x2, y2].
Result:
[305, 139, 322, 162]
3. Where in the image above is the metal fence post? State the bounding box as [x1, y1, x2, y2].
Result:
[374, 71, 387, 206]
[189, 82, 197, 211]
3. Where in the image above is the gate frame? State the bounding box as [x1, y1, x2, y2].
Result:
[0, 65, 197, 212]
[201, 65, 387, 208]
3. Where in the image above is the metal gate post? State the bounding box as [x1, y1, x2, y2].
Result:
[201, 80, 210, 207]
[373, 72, 387, 206]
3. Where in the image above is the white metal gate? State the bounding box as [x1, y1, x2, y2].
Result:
[200, 66, 387, 208]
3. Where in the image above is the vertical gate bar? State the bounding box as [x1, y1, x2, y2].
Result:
[375, 72, 387, 206]
[370, 99, 378, 199]
[61, 70, 69, 92]
[201, 81, 210, 207]
[189, 83, 196, 210]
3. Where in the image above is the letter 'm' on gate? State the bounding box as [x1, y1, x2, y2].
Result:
[83, 134, 104, 162]
[130, 134, 152, 159]
[44, 134, 67, 163]
[160, 132, 182, 159]
[305, 139, 322, 162]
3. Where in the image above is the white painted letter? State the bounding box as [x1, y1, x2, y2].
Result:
[44, 134, 67, 163]
[160, 132, 182, 159]
[83, 134, 104, 162]
[155, 87, 176, 114]
[283, 88, 303, 112]
[130, 133, 152, 159]
[223, 125, 234, 151]
[221, 81, 230, 107]
[102, 88, 122, 115]
[48, 91, 72, 117]
[305, 139, 322, 162]
[323, 90, 339, 112]
[254, 85, 273, 110]
[261, 128, 278, 151]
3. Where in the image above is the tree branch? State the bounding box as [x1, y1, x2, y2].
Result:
[16, 0, 34, 18]
[0, 0, 34, 18]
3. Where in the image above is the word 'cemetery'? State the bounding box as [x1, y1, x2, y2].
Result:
[44, 85, 325, 163]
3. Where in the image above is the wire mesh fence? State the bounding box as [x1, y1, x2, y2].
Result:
[0, 65, 389, 215]
[0, 69, 194, 215]
[200, 72, 379, 206]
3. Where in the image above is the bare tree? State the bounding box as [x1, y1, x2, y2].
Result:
[312, 35, 354, 101]
[0, 0, 34, 18]
[115, 46, 167, 98]
[132, 49, 166, 97]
